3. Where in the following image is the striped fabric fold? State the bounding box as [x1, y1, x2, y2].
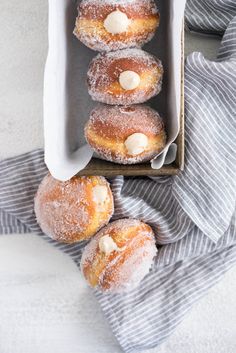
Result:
[185, 0, 236, 34]
[173, 16, 236, 243]
[96, 237, 236, 353]
[0, 3, 236, 353]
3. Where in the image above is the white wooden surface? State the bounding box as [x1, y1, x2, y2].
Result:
[0, 2, 236, 353]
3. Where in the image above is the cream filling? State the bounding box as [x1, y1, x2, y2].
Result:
[93, 185, 108, 210]
[119, 70, 141, 90]
[99, 235, 120, 255]
[124, 133, 149, 155]
[104, 10, 130, 34]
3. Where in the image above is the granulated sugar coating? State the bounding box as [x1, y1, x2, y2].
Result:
[74, 0, 159, 52]
[87, 49, 163, 105]
[87, 104, 164, 135]
[85, 104, 167, 164]
[81, 219, 157, 293]
[80, 0, 156, 5]
[34, 175, 114, 244]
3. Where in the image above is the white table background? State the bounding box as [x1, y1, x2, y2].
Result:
[0, 2, 236, 353]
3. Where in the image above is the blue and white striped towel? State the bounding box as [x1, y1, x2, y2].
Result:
[1, 1, 236, 352]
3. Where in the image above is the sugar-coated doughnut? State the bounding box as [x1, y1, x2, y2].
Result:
[87, 49, 163, 105]
[34, 175, 114, 243]
[85, 104, 166, 164]
[74, 0, 160, 52]
[81, 219, 157, 293]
